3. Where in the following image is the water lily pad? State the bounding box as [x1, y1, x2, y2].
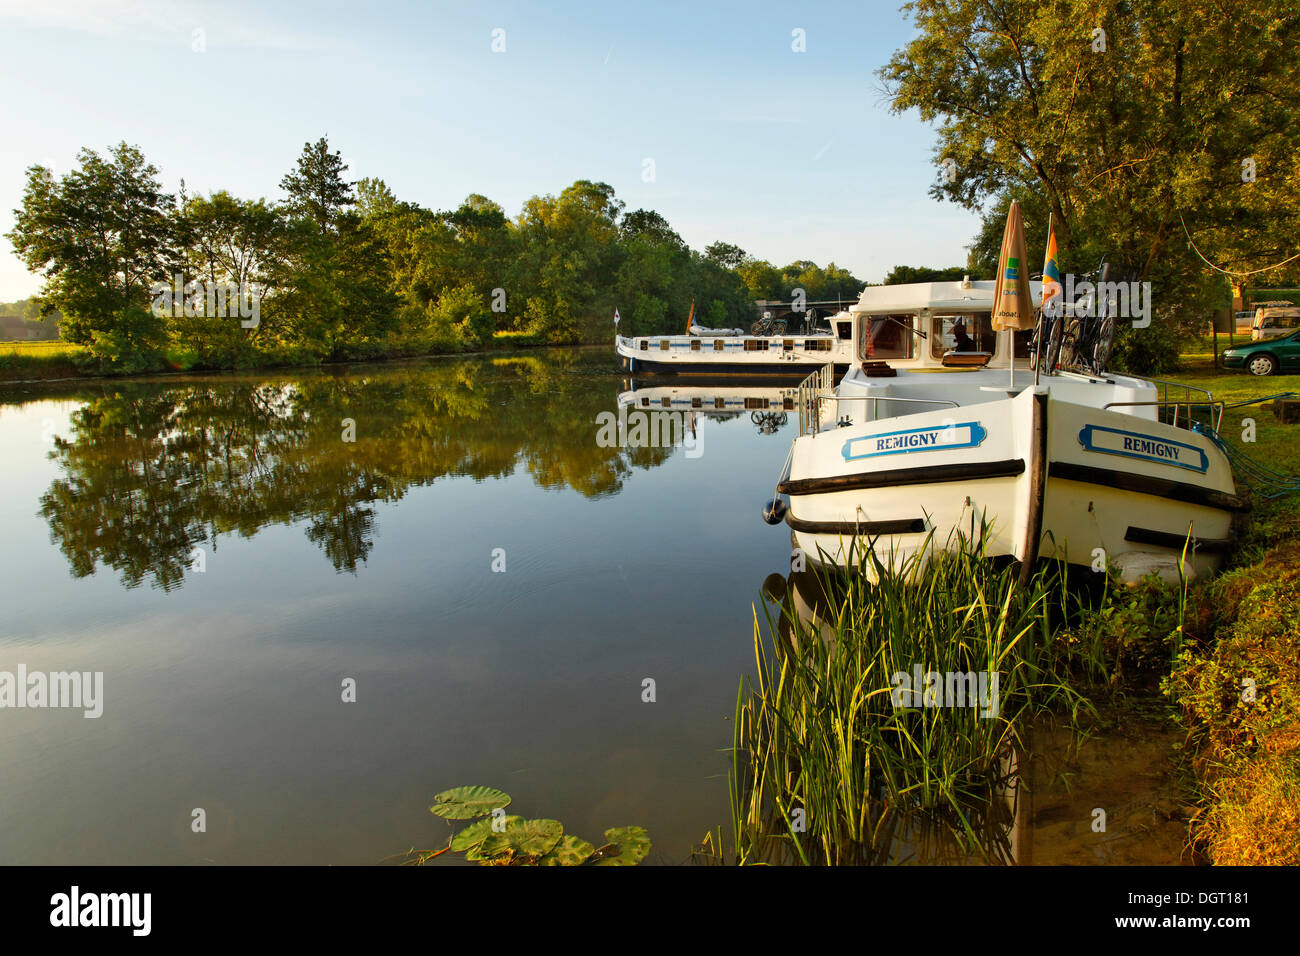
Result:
[478, 818, 563, 861]
[429, 786, 511, 820]
[591, 826, 651, 866]
[451, 814, 522, 853]
[538, 834, 596, 866]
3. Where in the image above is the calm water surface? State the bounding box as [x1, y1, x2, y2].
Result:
[0, 348, 1184, 865]
[0, 348, 797, 864]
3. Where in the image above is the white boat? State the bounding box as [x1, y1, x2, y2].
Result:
[616, 315, 853, 378]
[768, 280, 1245, 582]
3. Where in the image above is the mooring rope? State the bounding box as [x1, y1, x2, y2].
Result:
[1193, 393, 1300, 498]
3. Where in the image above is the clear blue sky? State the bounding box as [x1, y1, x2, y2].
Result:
[0, 0, 985, 300]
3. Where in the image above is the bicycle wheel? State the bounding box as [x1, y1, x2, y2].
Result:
[774, 319, 787, 335]
[1091, 314, 1116, 372]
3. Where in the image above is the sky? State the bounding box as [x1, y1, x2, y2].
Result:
[0, 0, 986, 301]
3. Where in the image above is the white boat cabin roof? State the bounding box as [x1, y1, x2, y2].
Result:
[846, 279, 1044, 316]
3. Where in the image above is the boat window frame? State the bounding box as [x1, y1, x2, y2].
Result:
[858, 313, 915, 361]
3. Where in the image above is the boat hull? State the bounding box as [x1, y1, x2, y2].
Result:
[779, 385, 1243, 581]
[616, 334, 849, 379]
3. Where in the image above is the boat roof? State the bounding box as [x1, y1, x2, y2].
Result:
[849, 279, 1044, 315]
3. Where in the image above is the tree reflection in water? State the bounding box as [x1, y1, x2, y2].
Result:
[33, 352, 673, 589]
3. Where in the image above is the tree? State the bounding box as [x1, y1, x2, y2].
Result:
[620, 209, 683, 247]
[704, 241, 747, 270]
[513, 180, 625, 342]
[6, 142, 174, 360]
[884, 265, 971, 285]
[179, 191, 283, 355]
[880, 0, 1300, 372]
[279, 136, 354, 234]
[273, 138, 396, 357]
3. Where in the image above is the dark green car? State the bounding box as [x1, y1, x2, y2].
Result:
[1222, 330, 1300, 375]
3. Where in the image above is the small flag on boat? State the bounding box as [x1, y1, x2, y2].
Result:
[1041, 222, 1062, 310]
[614, 309, 621, 326]
[685, 299, 695, 335]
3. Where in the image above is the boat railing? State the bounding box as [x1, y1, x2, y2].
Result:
[795, 363, 962, 436]
[1103, 399, 1225, 433]
[1128, 378, 1219, 430]
[795, 363, 835, 436]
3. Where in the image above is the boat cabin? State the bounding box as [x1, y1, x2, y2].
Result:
[828, 278, 1043, 371]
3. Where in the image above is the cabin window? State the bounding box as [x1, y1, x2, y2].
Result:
[714, 340, 724, 351]
[858, 314, 914, 361]
[836, 322, 852, 340]
[783, 339, 794, 351]
[744, 397, 767, 409]
[744, 340, 769, 351]
[783, 397, 794, 410]
[690, 339, 701, 351]
[640, 397, 650, 407]
[930, 313, 995, 359]
[660, 339, 670, 350]
[691, 397, 702, 408]
[639, 340, 648, 350]
[803, 339, 830, 351]
[661, 397, 671, 407]
[714, 398, 725, 409]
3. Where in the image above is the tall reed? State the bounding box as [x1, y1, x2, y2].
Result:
[729, 525, 1096, 865]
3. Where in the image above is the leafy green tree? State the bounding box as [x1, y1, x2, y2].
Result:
[620, 209, 684, 248]
[735, 258, 784, 300]
[513, 180, 625, 342]
[880, 0, 1300, 372]
[704, 241, 748, 270]
[272, 138, 397, 357]
[5, 142, 174, 363]
[279, 136, 354, 234]
[884, 265, 972, 285]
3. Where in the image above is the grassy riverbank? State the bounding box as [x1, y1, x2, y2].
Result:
[1149, 344, 1300, 863]
[0, 330, 555, 384]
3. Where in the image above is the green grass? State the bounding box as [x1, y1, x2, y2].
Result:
[0, 340, 87, 380]
[1127, 338, 1300, 864]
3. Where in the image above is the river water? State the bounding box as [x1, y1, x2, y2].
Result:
[0, 347, 1185, 864]
[0, 348, 804, 864]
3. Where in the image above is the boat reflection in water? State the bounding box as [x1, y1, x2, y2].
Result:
[618, 378, 797, 435]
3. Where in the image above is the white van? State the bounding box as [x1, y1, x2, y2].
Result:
[1251, 301, 1300, 341]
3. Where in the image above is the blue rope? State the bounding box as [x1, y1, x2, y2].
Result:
[1192, 393, 1300, 498]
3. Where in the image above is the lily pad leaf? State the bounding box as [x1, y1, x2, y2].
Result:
[591, 826, 651, 866]
[451, 814, 522, 853]
[430, 786, 511, 820]
[538, 834, 597, 866]
[479, 818, 563, 861]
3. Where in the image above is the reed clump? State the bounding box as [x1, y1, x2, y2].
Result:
[728, 527, 1098, 865]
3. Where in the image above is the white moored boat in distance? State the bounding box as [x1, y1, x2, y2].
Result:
[616, 309, 854, 379]
[768, 278, 1245, 583]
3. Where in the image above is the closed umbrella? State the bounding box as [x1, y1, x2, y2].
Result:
[990, 200, 1036, 387]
